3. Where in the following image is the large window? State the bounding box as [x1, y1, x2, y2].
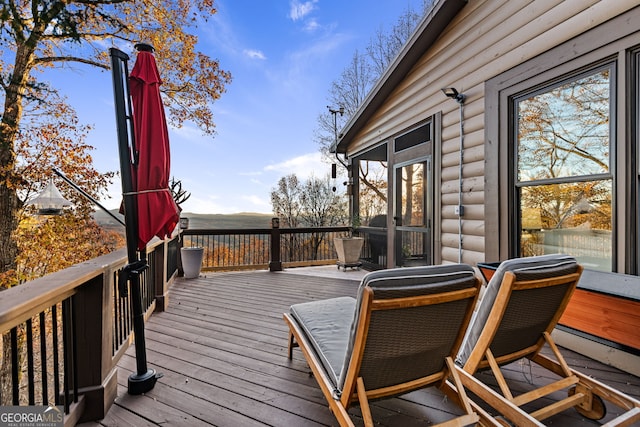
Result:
[514, 66, 613, 271]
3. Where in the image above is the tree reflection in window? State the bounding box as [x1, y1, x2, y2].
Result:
[400, 163, 425, 227]
[358, 160, 388, 226]
[516, 67, 613, 271]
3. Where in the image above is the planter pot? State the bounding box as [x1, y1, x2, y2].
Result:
[181, 247, 204, 279]
[334, 237, 364, 266]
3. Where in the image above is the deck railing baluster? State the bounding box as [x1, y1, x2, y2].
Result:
[26, 318, 35, 404]
[71, 296, 78, 405]
[11, 326, 19, 405]
[39, 311, 48, 404]
[62, 298, 71, 413]
[52, 304, 60, 406]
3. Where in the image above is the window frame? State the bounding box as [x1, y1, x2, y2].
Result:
[508, 63, 616, 270]
[484, 13, 640, 273]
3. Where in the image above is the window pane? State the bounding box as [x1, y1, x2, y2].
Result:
[394, 123, 431, 152]
[517, 69, 611, 182]
[400, 163, 425, 227]
[520, 181, 612, 271]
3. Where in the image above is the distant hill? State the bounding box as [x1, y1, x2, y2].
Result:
[180, 212, 274, 229]
[93, 210, 274, 231]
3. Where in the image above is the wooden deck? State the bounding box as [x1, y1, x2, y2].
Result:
[80, 267, 640, 426]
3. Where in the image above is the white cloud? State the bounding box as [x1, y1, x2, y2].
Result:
[264, 152, 330, 179]
[303, 18, 320, 32]
[243, 49, 267, 60]
[241, 194, 271, 211]
[169, 123, 203, 140]
[289, 0, 318, 21]
[239, 171, 263, 177]
[182, 195, 238, 214]
[180, 191, 272, 215]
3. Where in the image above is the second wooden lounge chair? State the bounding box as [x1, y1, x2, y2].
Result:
[456, 254, 640, 426]
[283, 264, 522, 427]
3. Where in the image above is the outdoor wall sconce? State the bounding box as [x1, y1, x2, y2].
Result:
[26, 179, 72, 215]
[441, 87, 466, 104]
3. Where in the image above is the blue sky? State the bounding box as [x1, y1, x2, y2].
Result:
[50, 0, 423, 214]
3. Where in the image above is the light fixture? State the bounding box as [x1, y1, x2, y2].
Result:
[26, 179, 72, 215]
[441, 87, 465, 104]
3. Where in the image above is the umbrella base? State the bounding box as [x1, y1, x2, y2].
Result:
[128, 369, 162, 395]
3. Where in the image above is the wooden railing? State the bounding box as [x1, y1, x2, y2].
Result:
[181, 225, 350, 271]
[0, 224, 355, 425]
[0, 234, 179, 426]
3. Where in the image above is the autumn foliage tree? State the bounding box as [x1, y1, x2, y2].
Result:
[0, 0, 230, 402]
[0, 0, 231, 286]
[271, 174, 346, 261]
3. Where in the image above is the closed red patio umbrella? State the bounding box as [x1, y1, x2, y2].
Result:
[129, 45, 180, 249]
[109, 43, 179, 395]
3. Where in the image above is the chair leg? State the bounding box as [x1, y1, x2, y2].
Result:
[446, 357, 475, 416]
[356, 377, 373, 427]
[485, 348, 514, 401]
[287, 330, 296, 359]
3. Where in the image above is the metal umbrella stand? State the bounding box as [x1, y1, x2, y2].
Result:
[109, 44, 178, 395]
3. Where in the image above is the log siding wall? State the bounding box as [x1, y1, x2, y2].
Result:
[343, 0, 639, 265]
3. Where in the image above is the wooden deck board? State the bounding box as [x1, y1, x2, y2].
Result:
[81, 269, 640, 426]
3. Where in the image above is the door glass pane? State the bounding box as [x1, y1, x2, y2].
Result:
[396, 161, 429, 267]
[517, 69, 611, 182]
[400, 163, 425, 226]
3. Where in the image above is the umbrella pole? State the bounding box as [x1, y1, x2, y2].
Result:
[110, 47, 161, 395]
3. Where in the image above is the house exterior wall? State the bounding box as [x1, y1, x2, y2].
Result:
[344, 0, 639, 266]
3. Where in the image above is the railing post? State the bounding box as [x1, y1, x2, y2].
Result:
[269, 217, 282, 272]
[178, 230, 185, 277]
[153, 240, 168, 312]
[74, 273, 117, 423]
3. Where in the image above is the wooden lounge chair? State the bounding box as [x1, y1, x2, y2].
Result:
[283, 264, 527, 427]
[456, 254, 640, 426]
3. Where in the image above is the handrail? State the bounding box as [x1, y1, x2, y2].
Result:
[181, 226, 351, 271]
[0, 223, 357, 423]
[0, 234, 179, 425]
